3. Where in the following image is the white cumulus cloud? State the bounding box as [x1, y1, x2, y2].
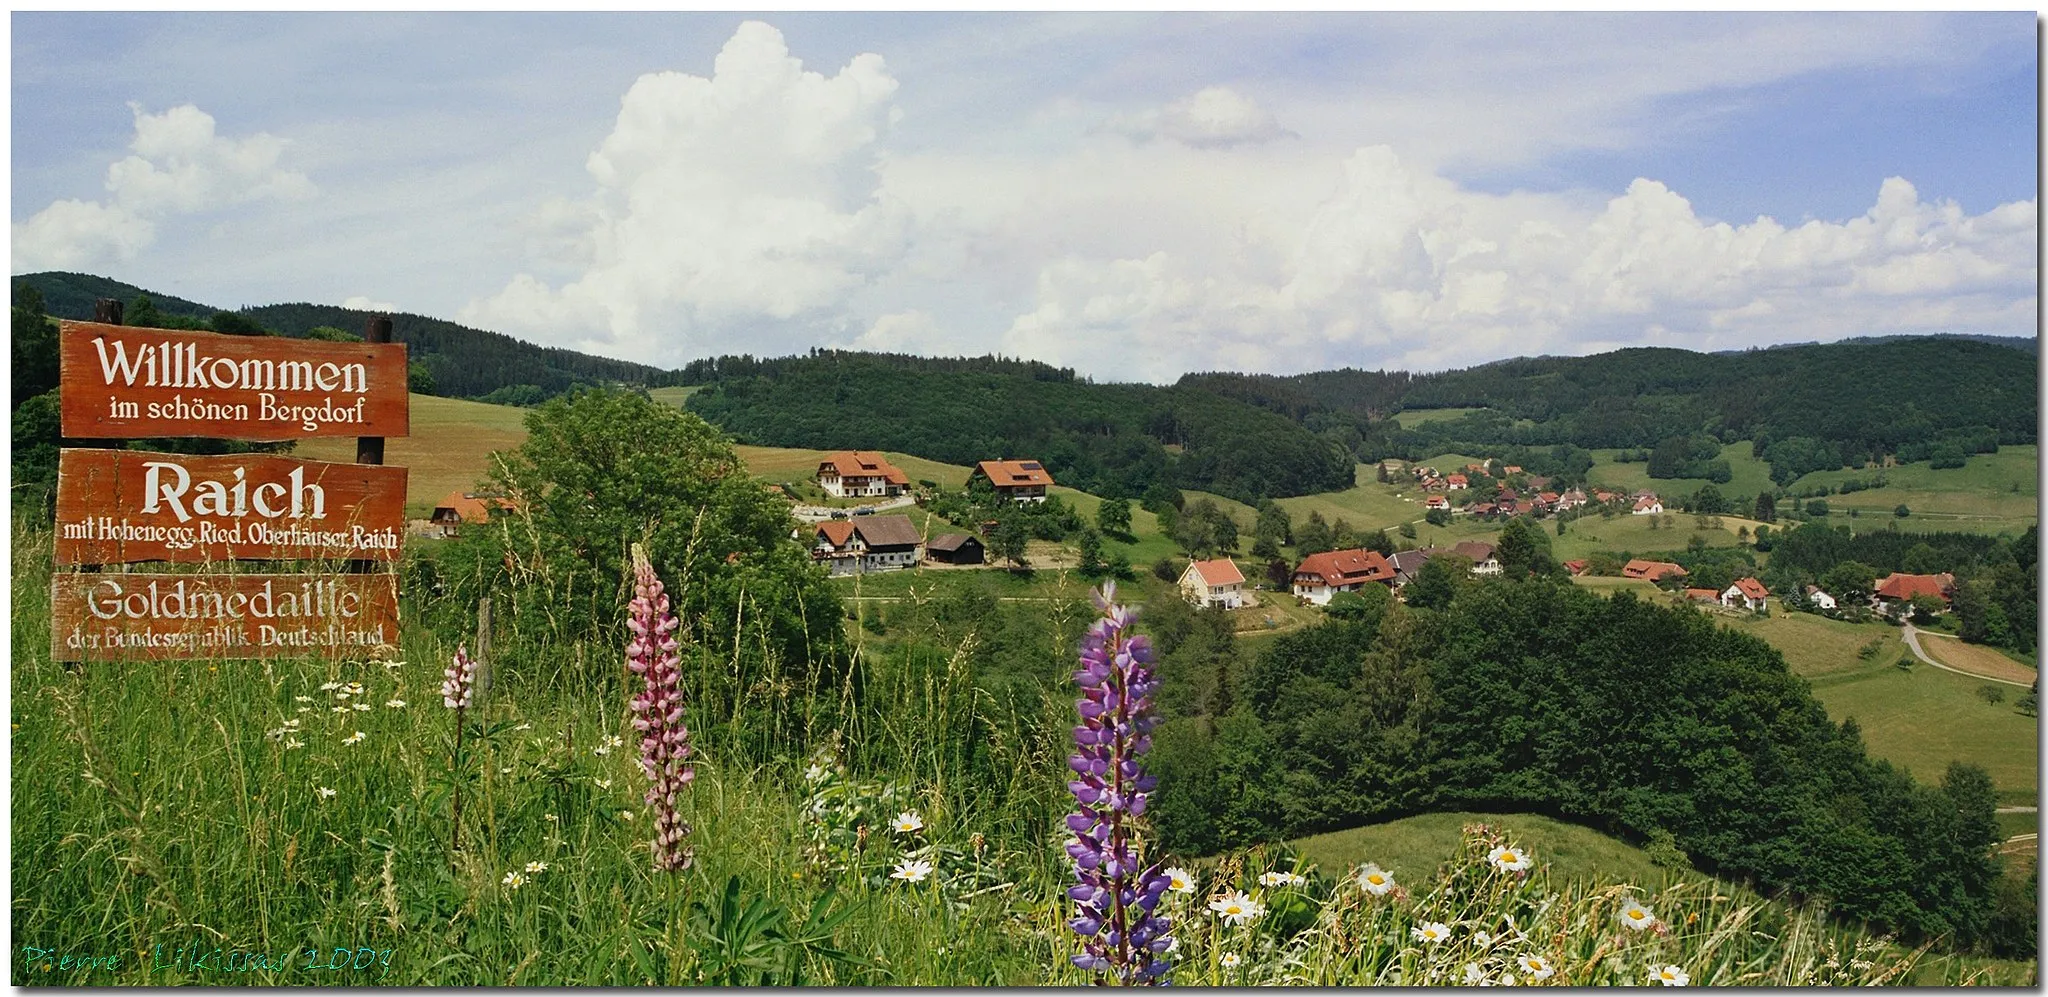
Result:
[12, 103, 313, 271]
[1107, 86, 1294, 148]
[1000, 146, 2036, 378]
[461, 20, 910, 364]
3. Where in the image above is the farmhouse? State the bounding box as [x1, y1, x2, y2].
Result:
[1556, 488, 1588, 510]
[1873, 572, 1955, 611]
[1722, 577, 1770, 612]
[1804, 585, 1838, 610]
[812, 515, 924, 575]
[428, 490, 518, 538]
[1425, 495, 1450, 511]
[1684, 587, 1721, 603]
[1180, 558, 1248, 609]
[1291, 549, 1395, 605]
[1632, 495, 1664, 516]
[971, 459, 1054, 503]
[816, 451, 909, 498]
[1453, 540, 1502, 575]
[1389, 548, 1438, 586]
[1446, 473, 1469, 490]
[1623, 559, 1689, 583]
[925, 532, 985, 565]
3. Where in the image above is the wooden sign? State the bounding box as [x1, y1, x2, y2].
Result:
[51, 573, 400, 661]
[59, 321, 409, 440]
[55, 449, 408, 565]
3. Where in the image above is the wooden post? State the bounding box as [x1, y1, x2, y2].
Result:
[357, 315, 392, 466]
[93, 298, 123, 325]
[473, 597, 493, 709]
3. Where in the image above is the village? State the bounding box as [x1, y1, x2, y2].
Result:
[416, 448, 1969, 631]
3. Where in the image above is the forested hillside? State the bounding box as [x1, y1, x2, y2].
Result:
[9, 273, 674, 401]
[681, 350, 1355, 502]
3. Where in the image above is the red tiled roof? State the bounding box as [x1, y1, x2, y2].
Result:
[1447, 473, 1469, 485]
[975, 459, 1054, 488]
[1875, 573, 1952, 602]
[819, 450, 909, 485]
[1563, 559, 1587, 575]
[1685, 588, 1720, 601]
[1188, 558, 1245, 587]
[1732, 577, 1770, 600]
[1293, 548, 1395, 586]
[1623, 559, 1688, 581]
[814, 520, 856, 547]
[431, 490, 517, 524]
[1634, 496, 1662, 511]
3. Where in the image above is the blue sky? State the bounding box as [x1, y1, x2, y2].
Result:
[11, 12, 2037, 381]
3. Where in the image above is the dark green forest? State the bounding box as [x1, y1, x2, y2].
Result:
[680, 350, 1356, 502]
[10, 273, 675, 401]
[1144, 579, 2011, 950]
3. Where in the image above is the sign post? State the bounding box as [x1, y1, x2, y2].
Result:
[51, 314, 410, 662]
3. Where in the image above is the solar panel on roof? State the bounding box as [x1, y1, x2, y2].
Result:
[1019, 462, 1042, 470]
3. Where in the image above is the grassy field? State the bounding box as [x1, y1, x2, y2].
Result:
[1786, 446, 2038, 536]
[1386, 407, 1487, 429]
[1289, 811, 1688, 890]
[1587, 440, 1777, 502]
[296, 394, 530, 518]
[1550, 510, 1761, 562]
[733, 445, 972, 490]
[647, 385, 700, 408]
[1711, 612, 2037, 803]
[1916, 632, 2039, 686]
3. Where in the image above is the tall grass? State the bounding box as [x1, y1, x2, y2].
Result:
[9, 518, 2034, 985]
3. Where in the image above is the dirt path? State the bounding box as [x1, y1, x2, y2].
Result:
[1901, 623, 2034, 688]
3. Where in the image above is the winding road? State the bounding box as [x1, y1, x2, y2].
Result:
[1899, 622, 2034, 688]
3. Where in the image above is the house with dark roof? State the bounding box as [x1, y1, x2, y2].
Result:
[1291, 548, 1396, 605]
[1389, 547, 1442, 586]
[817, 451, 909, 498]
[1180, 558, 1248, 609]
[1453, 540, 1502, 575]
[971, 459, 1054, 503]
[428, 490, 518, 538]
[925, 532, 985, 565]
[812, 514, 924, 575]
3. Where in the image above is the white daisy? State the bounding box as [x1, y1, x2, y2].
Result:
[1357, 864, 1395, 896]
[293, 695, 314, 702]
[1208, 891, 1265, 926]
[892, 810, 925, 834]
[890, 858, 934, 883]
[330, 706, 350, 714]
[1412, 921, 1452, 944]
[341, 731, 366, 746]
[315, 786, 337, 800]
[1516, 955, 1553, 980]
[1220, 952, 1242, 968]
[502, 871, 527, 890]
[284, 738, 305, 750]
[1164, 866, 1196, 894]
[385, 699, 407, 709]
[594, 778, 614, 790]
[524, 861, 549, 873]
[1617, 897, 1657, 931]
[1654, 965, 1688, 987]
[513, 722, 532, 731]
[805, 763, 827, 782]
[1488, 845, 1534, 873]
[351, 703, 371, 712]
[618, 810, 636, 821]
[318, 681, 341, 691]
[1259, 870, 1306, 888]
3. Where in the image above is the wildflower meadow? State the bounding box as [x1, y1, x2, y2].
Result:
[9, 510, 2030, 985]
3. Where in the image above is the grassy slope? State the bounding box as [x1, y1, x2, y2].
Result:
[1551, 511, 1762, 562]
[1587, 440, 1777, 501]
[295, 393, 530, 518]
[1789, 446, 2038, 535]
[1716, 613, 2038, 803]
[1386, 407, 1486, 429]
[1289, 811, 1686, 890]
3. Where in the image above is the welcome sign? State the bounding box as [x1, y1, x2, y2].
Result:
[51, 573, 401, 661]
[58, 321, 410, 440]
[55, 449, 408, 564]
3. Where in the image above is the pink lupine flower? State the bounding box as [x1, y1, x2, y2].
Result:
[627, 544, 695, 873]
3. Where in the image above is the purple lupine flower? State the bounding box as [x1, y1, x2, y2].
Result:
[1065, 582, 1174, 984]
[627, 543, 695, 873]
